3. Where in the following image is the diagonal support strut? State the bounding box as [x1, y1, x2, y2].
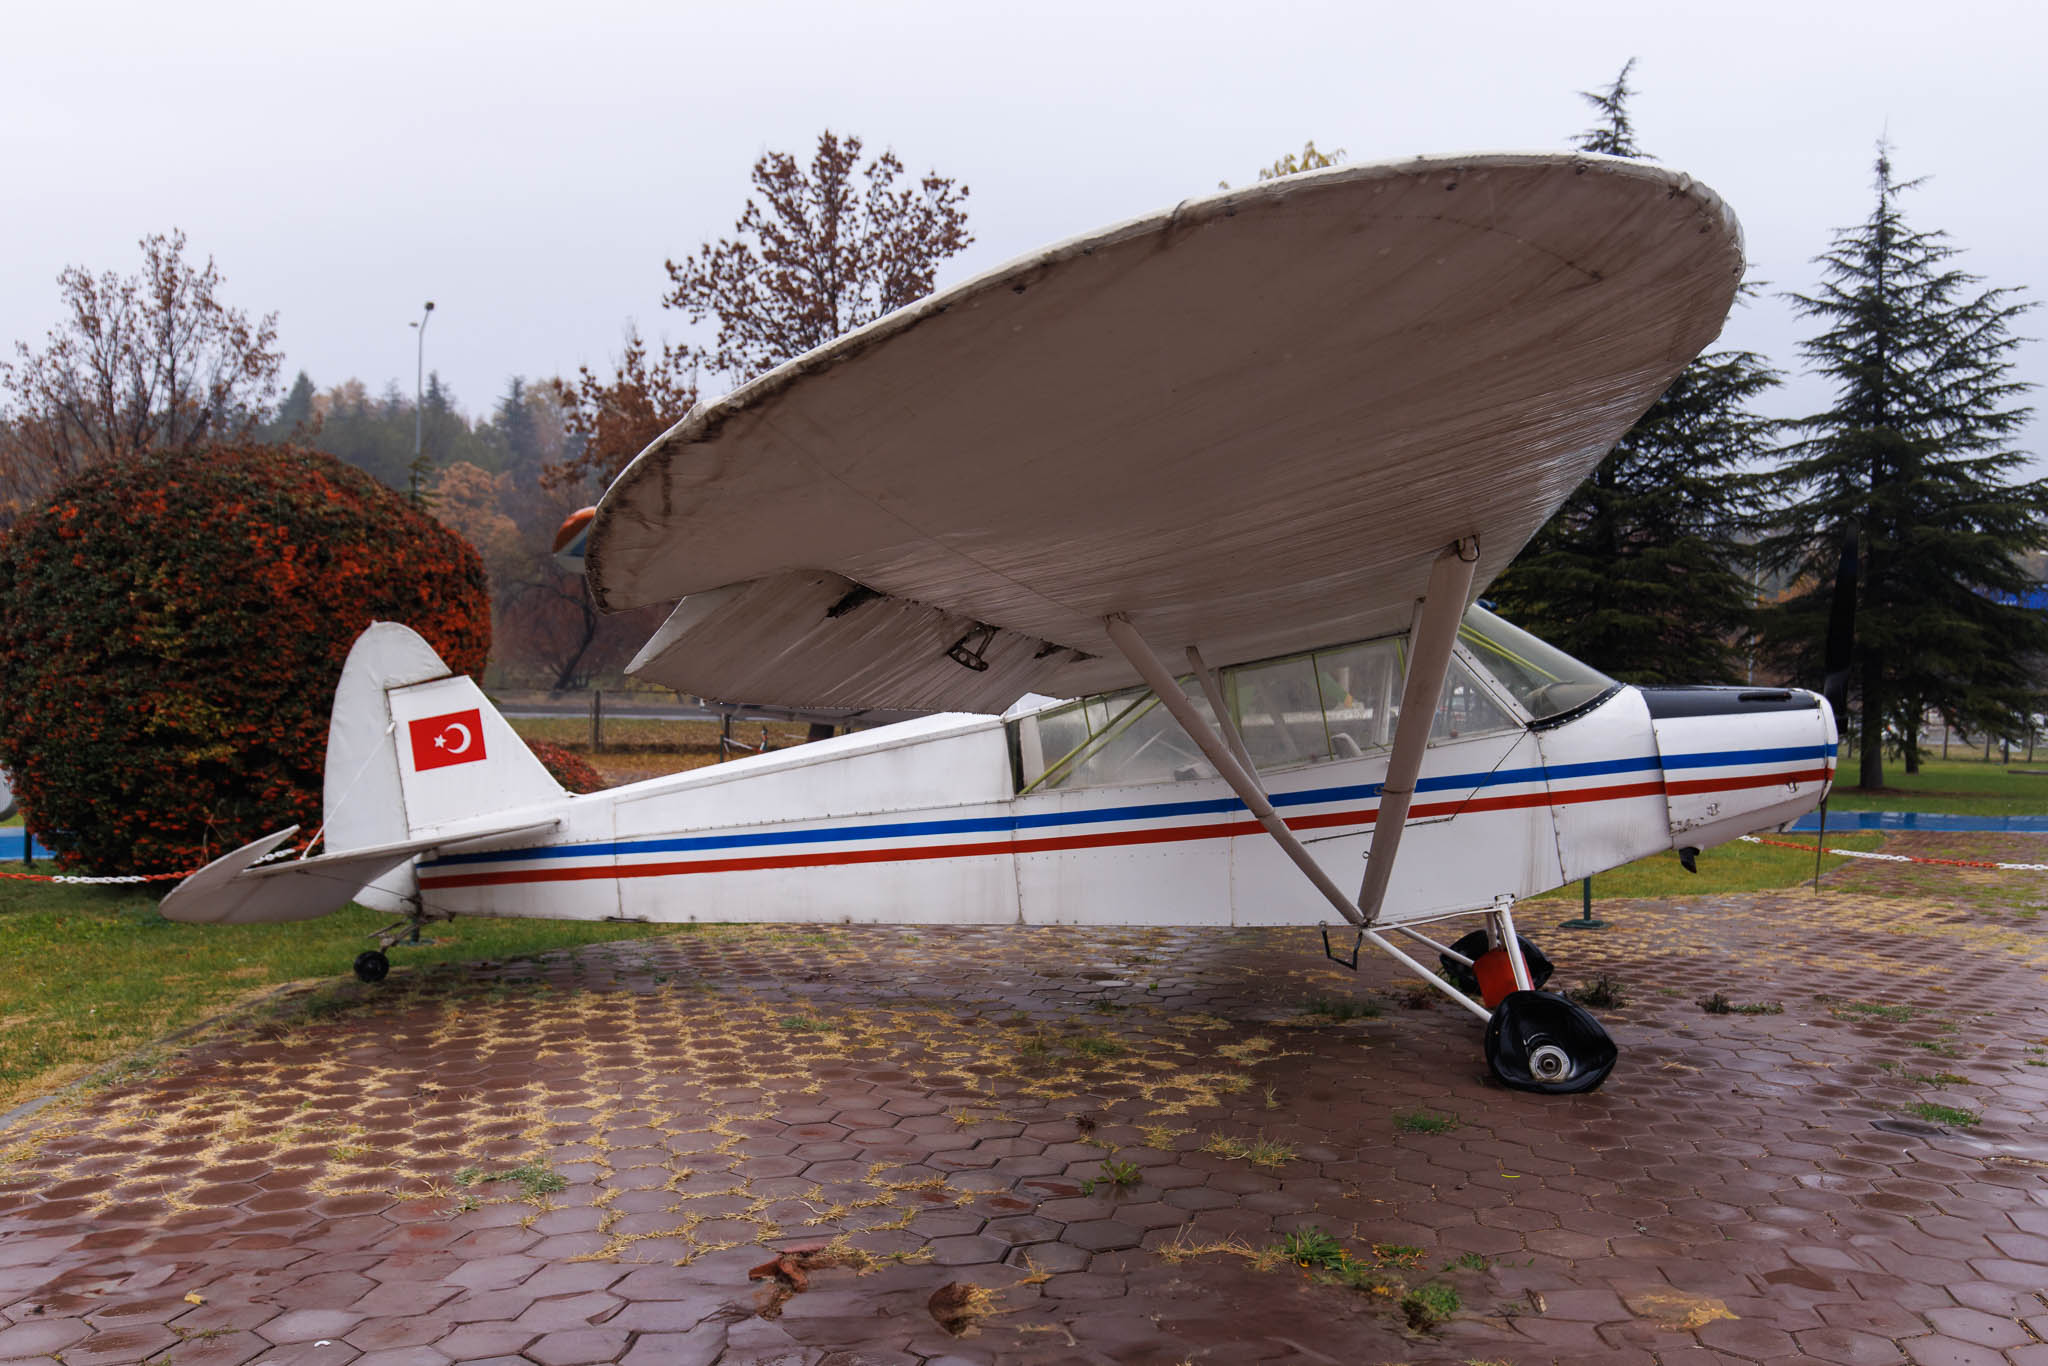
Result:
[1355, 538, 1479, 924]
[1102, 614, 1367, 927]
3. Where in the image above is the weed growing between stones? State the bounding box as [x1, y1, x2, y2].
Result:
[1393, 1108, 1457, 1134]
[1909, 1102, 1979, 1127]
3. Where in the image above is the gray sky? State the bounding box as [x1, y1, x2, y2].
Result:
[7, 0, 2043, 464]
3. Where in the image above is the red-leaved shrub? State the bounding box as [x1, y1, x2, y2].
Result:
[0, 445, 490, 874]
[526, 741, 609, 795]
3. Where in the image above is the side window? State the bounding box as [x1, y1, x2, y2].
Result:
[1057, 691, 1215, 789]
[1311, 638, 1402, 757]
[1432, 658, 1519, 742]
[1010, 634, 1523, 793]
[1229, 655, 1328, 771]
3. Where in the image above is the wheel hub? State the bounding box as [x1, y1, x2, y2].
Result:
[1529, 1042, 1573, 1082]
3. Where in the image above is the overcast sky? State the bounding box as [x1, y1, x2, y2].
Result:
[6, 0, 2042, 466]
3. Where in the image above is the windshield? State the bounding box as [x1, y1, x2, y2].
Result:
[1457, 604, 1617, 722]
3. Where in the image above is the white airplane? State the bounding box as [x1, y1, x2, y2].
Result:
[163, 153, 1837, 1094]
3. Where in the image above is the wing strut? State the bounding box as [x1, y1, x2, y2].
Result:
[1356, 538, 1481, 927]
[1102, 615, 1366, 928]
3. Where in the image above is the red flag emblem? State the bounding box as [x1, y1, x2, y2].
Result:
[409, 709, 487, 771]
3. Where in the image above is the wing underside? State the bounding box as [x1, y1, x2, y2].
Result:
[592, 153, 1745, 713]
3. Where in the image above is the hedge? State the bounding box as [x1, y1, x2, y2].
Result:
[0, 444, 490, 874]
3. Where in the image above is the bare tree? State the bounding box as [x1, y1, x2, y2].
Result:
[0, 231, 282, 518]
[663, 130, 971, 383]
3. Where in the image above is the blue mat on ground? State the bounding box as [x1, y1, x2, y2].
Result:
[1786, 810, 2048, 834]
[0, 829, 55, 861]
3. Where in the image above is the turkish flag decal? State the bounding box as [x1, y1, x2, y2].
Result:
[409, 709, 488, 771]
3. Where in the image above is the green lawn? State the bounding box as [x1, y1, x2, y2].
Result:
[1535, 830, 1887, 901]
[0, 879, 679, 1114]
[1822, 755, 2048, 817]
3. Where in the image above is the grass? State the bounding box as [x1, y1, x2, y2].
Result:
[1200, 1132, 1297, 1167]
[1301, 996, 1380, 1022]
[1401, 1281, 1461, 1329]
[1697, 993, 1783, 1015]
[1908, 1102, 1979, 1128]
[1828, 1000, 1916, 1023]
[1533, 831, 1886, 900]
[1080, 1158, 1141, 1195]
[503, 715, 813, 782]
[1393, 1108, 1458, 1134]
[0, 878, 682, 1113]
[455, 1161, 568, 1200]
[1566, 976, 1626, 1009]
[1825, 754, 2048, 817]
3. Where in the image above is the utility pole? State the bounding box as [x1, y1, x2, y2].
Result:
[407, 301, 436, 506]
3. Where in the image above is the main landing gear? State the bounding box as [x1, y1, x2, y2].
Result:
[1484, 988, 1616, 1094]
[1334, 898, 1618, 1094]
[1446, 917, 1614, 1094]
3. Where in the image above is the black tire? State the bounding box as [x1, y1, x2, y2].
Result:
[353, 950, 391, 984]
[1440, 930, 1554, 995]
[1484, 990, 1616, 1094]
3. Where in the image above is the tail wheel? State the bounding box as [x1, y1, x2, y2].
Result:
[353, 950, 391, 984]
[1484, 990, 1616, 1094]
[1441, 929, 1554, 995]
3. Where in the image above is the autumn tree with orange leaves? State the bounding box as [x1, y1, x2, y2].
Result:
[0, 232, 283, 521]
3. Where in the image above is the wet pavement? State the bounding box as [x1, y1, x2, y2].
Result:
[4, 834, 2048, 1364]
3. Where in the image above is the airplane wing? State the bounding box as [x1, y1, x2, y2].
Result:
[589, 152, 1743, 711]
[159, 819, 562, 926]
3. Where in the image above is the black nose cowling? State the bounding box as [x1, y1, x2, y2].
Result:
[1636, 685, 1823, 719]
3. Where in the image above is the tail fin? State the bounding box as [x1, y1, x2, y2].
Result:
[324, 622, 564, 868]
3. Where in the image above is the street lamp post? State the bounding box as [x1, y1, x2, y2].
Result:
[408, 301, 436, 504]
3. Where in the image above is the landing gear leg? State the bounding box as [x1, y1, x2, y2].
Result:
[354, 908, 433, 984]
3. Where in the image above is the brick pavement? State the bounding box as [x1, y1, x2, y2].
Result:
[3, 834, 2047, 1363]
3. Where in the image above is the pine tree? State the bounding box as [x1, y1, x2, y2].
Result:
[1759, 149, 2044, 786]
[266, 371, 317, 441]
[495, 377, 539, 474]
[1571, 59, 1646, 158]
[1487, 62, 1777, 684]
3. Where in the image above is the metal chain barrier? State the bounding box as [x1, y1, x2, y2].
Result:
[1741, 834, 2048, 873]
[2, 839, 313, 886]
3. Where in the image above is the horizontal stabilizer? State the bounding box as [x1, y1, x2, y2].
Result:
[159, 819, 562, 926]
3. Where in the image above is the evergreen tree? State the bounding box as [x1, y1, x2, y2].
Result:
[496, 377, 539, 474]
[1759, 149, 2044, 786]
[1487, 62, 1777, 684]
[266, 371, 316, 440]
[1571, 58, 1645, 158]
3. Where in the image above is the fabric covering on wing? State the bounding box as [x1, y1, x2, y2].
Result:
[628, 570, 1089, 711]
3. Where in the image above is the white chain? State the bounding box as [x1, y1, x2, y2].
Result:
[1738, 835, 2048, 873]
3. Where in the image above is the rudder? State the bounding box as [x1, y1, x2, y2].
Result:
[324, 623, 564, 909]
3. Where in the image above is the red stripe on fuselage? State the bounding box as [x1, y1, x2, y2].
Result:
[415, 768, 1823, 890]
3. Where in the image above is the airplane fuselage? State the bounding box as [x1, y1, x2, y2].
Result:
[405, 666, 1834, 930]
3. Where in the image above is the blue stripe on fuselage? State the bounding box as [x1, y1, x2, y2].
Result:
[419, 744, 1824, 870]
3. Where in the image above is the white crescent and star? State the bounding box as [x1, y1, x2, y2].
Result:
[434, 722, 473, 755]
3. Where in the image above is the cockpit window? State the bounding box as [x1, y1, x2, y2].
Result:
[1014, 627, 1527, 794]
[1456, 604, 1617, 723]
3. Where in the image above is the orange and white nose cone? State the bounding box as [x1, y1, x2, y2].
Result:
[552, 506, 597, 575]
